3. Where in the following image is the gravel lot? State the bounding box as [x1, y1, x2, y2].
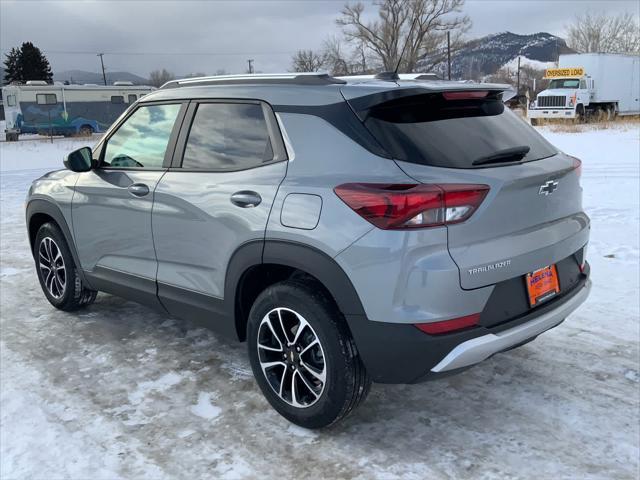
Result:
[1, 128, 638, 479]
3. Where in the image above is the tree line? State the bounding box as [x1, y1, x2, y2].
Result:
[291, 1, 640, 76]
[3, 4, 638, 86]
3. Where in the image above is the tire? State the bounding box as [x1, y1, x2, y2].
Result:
[247, 280, 371, 429]
[530, 118, 539, 126]
[34, 222, 97, 311]
[78, 125, 94, 137]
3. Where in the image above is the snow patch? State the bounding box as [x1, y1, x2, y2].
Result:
[190, 392, 222, 420]
[128, 372, 185, 405]
[503, 56, 555, 71]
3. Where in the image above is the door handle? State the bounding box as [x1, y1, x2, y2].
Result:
[230, 191, 262, 208]
[128, 183, 150, 197]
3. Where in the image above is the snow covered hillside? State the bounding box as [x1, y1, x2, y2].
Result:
[1, 126, 638, 479]
[447, 32, 574, 79]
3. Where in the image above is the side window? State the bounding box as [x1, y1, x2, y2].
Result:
[181, 103, 274, 170]
[36, 93, 57, 105]
[128, 94, 137, 103]
[102, 104, 181, 169]
[579, 80, 586, 89]
[111, 95, 124, 104]
[7, 95, 16, 106]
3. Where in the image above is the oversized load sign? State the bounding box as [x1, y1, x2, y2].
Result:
[544, 67, 585, 79]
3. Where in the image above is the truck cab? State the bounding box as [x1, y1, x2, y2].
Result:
[528, 68, 595, 123]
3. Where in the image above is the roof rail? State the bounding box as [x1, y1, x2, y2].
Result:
[160, 72, 346, 89]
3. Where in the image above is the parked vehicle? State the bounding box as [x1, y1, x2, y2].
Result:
[2, 82, 154, 141]
[529, 53, 640, 123]
[26, 73, 591, 428]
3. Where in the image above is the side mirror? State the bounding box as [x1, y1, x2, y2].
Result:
[63, 147, 93, 172]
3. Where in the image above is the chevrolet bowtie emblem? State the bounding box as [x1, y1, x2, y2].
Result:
[539, 180, 559, 195]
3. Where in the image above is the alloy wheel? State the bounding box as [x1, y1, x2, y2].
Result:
[257, 307, 326, 408]
[38, 237, 66, 299]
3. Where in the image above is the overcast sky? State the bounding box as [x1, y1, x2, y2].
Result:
[1, 0, 638, 78]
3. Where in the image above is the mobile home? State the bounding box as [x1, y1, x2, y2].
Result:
[2, 82, 154, 141]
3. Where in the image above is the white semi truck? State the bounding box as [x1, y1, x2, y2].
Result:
[528, 53, 640, 123]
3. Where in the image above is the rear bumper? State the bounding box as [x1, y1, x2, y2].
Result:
[431, 278, 591, 372]
[347, 269, 591, 384]
[528, 108, 577, 119]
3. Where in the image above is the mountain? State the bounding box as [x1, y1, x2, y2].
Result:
[449, 32, 576, 79]
[53, 69, 149, 85]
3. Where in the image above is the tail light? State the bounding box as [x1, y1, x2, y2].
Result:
[578, 244, 588, 273]
[415, 313, 480, 335]
[334, 183, 489, 230]
[571, 156, 582, 178]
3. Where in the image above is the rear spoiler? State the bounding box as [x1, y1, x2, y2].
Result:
[342, 83, 516, 120]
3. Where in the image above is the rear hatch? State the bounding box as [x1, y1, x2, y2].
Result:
[344, 85, 589, 289]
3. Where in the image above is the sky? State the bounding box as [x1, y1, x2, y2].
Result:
[1, 0, 638, 78]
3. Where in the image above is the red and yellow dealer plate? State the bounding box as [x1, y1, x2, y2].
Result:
[526, 265, 560, 307]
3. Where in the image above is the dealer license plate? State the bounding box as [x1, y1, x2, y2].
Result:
[526, 265, 560, 307]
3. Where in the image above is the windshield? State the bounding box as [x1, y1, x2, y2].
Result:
[362, 92, 557, 169]
[548, 79, 580, 89]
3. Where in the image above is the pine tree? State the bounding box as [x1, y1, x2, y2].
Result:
[3, 42, 53, 85]
[3, 47, 20, 85]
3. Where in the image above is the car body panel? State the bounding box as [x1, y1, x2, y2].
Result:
[71, 169, 166, 279]
[264, 112, 411, 257]
[153, 161, 287, 298]
[397, 153, 589, 289]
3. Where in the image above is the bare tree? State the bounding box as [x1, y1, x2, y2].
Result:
[566, 12, 640, 54]
[336, 0, 470, 72]
[148, 69, 175, 87]
[291, 50, 326, 72]
[322, 36, 352, 75]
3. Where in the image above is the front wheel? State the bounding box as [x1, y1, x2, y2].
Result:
[247, 281, 371, 428]
[34, 222, 97, 311]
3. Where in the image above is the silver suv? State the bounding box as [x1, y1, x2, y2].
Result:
[26, 73, 591, 428]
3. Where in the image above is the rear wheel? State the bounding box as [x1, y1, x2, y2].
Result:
[78, 125, 94, 137]
[247, 281, 371, 429]
[34, 222, 97, 311]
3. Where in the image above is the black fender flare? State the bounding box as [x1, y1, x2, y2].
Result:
[224, 239, 367, 337]
[26, 199, 90, 286]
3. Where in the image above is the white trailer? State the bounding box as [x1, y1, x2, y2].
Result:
[2, 82, 154, 141]
[528, 53, 640, 122]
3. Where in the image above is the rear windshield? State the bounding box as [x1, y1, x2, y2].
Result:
[363, 92, 557, 169]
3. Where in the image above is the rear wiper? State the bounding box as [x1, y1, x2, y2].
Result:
[472, 146, 530, 166]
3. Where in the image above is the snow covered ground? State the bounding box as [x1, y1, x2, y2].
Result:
[1, 126, 638, 479]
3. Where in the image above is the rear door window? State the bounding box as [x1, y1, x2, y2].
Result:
[181, 102, 274, 171]
[362, 92, 557, 169]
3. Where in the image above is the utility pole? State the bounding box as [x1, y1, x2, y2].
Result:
[447, 31, 451, 80]
[97, 53, 107, 85]
[517, 55, 521, 99]
[247, 59, 254, 74]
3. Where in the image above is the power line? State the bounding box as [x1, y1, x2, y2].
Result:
[0, 49, 296, 57]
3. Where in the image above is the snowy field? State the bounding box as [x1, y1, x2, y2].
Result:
[1, 127, 638, 479]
